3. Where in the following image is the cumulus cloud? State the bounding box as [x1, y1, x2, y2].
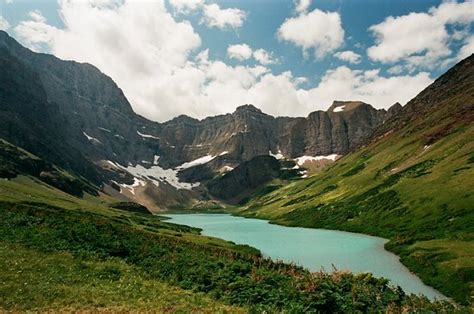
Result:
[277, 7, 344, 59]
[227, 44, 276, 65]
[367, 0, 474, 69]
[334, 50, 361, 64]
[0, 15, 10, 31]
[14, 10, 60, 52]
[202, 3, 246, 30]
[298, 66, 433, 111]
[12, 0, 434, 121]
[295, 0, 311, 14]
[169, 0, 204, 13]
[227, 44, 252, 61]
[253, 49, 276, 65]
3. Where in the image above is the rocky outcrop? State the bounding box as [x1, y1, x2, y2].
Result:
[207, 155, 300, 204]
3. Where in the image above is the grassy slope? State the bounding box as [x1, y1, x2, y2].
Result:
[0, 176, 249, 312]
[1, 176, 462, 312]
[239, 63, 474, 304]
[0, 242, 242, 313]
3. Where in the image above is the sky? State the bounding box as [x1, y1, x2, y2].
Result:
[0, 0, 473, 122]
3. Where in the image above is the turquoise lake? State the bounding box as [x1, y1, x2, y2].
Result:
[164, 213, 446, 301]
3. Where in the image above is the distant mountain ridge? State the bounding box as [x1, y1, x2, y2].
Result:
[0, 31, 395, 209]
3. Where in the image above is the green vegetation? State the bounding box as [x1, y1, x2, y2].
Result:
[239, 110, 474, 304]
[0, 176, 461, 312]
[0, 242, 242, 312]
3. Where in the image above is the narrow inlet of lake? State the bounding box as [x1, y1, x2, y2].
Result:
[164, 213, 446, 301]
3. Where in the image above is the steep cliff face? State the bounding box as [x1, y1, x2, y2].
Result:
[0, 31, 395, 210]
[157, 102, 388, 167]
[0, 31, 161, 167]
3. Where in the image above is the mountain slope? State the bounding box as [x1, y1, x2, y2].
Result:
[239, 54, 474, 304]
[0, 30, 394, 211]
[0, 142, 457, 311]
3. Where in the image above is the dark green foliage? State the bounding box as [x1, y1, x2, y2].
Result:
[282, 194, 316, 207]
[238, 184, 282, 205]
[342, 163, 366, 177]
[0, 201, 456, 312]
[109, 202, 151, 215]
[467, 153, 474, 164]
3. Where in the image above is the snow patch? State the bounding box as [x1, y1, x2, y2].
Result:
[98, 127, 111, 133]
[120, 177, 146, 195]
[83, 132, 102, 144]
[269, 150, 284, 160]
[333, 106, 345, 112]
[295, 154, 339, 166]
[109, 160, 198, 190]
[137, 130, 160, 140]
[222, 165, 234, 172]
[178, 155, 213, 169]
[176, 152, 229, 170]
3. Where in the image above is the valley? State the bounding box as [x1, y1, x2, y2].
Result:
[0, 8, 473, 311]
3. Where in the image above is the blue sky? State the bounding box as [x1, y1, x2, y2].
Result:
[0, 0, 473, 121]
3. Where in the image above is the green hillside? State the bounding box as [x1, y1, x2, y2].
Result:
[0, 139, 460, 312]
[239, 56, 474, 304]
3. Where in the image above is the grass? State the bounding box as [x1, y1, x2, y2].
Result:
[0, 176, 461, 312]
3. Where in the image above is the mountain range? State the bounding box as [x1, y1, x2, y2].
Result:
[0, 30, 400, 210]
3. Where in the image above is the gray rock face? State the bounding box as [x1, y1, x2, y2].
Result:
[157, 102, 388, 168]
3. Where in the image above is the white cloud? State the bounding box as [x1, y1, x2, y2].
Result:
[334, 50, 361, 64]
[298, 66, 433, 111]
[253, 48, 276, 65]
[387, 65, 403, 75]
[227, 44, 276, 65]
[277, 8, 344, 59]
[12, 0, 434, 122]
[169, 0, 204, 14]
[295, 0, 311, 14]
[14, 10, 59, 52]
[227, 44, 252, 61]
[0, 15, 10, 31]
[458, 35, 474, 60]
[367, 0, 474, 69]
[202, 3, 246, 30]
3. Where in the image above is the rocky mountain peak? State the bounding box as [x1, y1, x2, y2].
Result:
[328, 100, 368, 113]
[234, 104, 263, 114]
[386, 102, 403, 119]
[166, 114, 199, 125]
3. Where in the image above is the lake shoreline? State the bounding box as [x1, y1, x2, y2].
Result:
[164, 213, 448, 301]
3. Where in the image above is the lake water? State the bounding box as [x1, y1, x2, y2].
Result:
[164, 213, 446, 300]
